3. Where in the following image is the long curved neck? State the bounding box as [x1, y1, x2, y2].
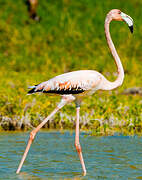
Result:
[103, 16, 124, 90]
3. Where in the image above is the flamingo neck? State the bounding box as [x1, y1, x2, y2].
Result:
[103, 16, 124, 90]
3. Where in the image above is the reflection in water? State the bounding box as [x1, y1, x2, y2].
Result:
[0, 131, 142, 179]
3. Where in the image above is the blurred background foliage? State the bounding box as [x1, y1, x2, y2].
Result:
[0, 0, 141, 134]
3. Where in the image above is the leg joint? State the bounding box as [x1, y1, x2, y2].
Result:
[75, 142, 82, 153]
[30, 130, 36, 141]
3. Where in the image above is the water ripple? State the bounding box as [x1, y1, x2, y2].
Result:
[0, 131, 142, 179]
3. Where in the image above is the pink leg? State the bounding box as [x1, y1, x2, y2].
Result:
[75, 107, 86, 176]
[16, 95, 75, 174]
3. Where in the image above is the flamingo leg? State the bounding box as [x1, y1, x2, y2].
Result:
[16, 95, 75, 174]
[75, 106, 86, 176]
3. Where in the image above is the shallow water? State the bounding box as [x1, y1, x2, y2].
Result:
[0, 131, 142, 180]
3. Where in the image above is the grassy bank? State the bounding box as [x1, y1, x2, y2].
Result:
[0, 0, 141, 134]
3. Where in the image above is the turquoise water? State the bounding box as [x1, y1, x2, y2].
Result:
[0, 131, 142, 179]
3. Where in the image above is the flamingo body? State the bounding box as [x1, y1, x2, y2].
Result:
[28, 70, 102, 96]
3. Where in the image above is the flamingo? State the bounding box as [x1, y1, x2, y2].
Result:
[16, 9, 133, 176]
[26, 0, 40, 21]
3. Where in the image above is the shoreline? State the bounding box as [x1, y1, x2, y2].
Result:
[0, 120, 142, 136]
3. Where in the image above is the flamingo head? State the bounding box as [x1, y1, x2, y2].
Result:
[108, 9, 133, 33]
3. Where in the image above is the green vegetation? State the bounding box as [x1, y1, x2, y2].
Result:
[0, 0, 141, 134]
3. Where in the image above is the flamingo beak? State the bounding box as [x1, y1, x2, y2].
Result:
[120, 12, 133, 33]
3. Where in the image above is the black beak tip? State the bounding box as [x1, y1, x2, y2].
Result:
[129, 25, 133, 33]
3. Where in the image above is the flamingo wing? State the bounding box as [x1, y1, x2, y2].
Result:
[28, 70, 101, 95]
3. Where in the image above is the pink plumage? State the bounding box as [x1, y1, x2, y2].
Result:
[28, 70, 102, 95]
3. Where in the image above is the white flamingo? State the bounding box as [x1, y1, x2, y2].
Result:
[16, 9, 133, 176]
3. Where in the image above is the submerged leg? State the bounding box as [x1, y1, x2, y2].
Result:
[74, 106, 86, 176]
[16, 95, 75, 174]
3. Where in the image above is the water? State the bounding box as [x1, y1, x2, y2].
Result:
[0, 131, 142, 179]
